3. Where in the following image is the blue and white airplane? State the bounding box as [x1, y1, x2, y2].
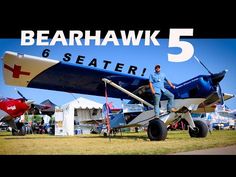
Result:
[2, 51, 234, 140]
[215, 105, 236, 120]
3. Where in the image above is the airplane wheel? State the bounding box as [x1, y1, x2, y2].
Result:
[12, 129, 18, 136]
[147, 119, 167, 141]
[19, 125, 26, 136]
[189, 120, 208, 138]
[12, 124, 26, 136]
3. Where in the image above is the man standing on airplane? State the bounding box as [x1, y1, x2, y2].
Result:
[149, 64, 177, 118]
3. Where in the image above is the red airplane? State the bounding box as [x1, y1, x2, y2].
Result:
[0, 91, 50, 135]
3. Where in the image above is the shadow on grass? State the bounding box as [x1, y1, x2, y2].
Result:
[3, 132, 180, 141]
[3, 135, 66, 140]
[2, 130, 191, 141]
[78, 133, 150, 141]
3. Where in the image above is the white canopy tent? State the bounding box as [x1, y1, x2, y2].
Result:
[61, 97, 103, 135]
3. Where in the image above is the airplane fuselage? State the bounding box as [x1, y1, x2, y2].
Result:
[0, 98, 29, 121]
[171, 75, 215, 99]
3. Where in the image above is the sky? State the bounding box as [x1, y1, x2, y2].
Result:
[0, 38, 236, 109]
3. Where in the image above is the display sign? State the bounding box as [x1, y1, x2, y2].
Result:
[54, 107, 66, 136]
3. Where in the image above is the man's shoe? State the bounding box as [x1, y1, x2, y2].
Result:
[171, 108, 178, 112]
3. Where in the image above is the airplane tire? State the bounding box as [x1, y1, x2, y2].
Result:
[189, 120, 208, 138]
[147, 119, 167, 141]
[12, 129, 18, 136]
[19, 125, 26, 136]
[12, 124, 26, 136]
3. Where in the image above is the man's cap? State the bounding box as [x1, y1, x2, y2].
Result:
[155, 64, 161, 69]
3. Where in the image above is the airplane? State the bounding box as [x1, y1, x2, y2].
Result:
[2, 51, 235, 140]
[215, 105, 236, 119]
[0, 90, 50, 135]
[218, 110, 236, 119]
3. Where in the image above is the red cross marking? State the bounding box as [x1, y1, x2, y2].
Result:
[4, 64, 30, 78]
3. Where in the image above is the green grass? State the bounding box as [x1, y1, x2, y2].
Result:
[0, 130, 236, 155]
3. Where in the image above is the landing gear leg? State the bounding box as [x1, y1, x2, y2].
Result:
[183, 112, 208, 138]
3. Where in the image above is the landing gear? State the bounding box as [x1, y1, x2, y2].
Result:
[189, 120, 208, 138]
[12, 122, 26, 136]
[147, 119, 167, 141]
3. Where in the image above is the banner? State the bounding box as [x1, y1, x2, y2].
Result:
[54, 107, 66, 136]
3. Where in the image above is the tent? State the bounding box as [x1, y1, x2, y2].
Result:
[40, 99, 57, 116]
[27, 99, 57, 115]
[61, 97, 104, 135]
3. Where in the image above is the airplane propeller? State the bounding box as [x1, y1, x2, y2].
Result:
[194, 56, 227, 105]
[15, 89, 51, 112]
[210, 69, 228, 106]
[217, 83, 224, 105]
[15, 89, 27, 101]
[15, 89, 34, 106]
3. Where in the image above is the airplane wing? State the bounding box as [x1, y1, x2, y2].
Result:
[192, 92, 235, 113]
[3, 51, 149, 100]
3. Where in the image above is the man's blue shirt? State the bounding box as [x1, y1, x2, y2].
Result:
[149, 72, 168, 94]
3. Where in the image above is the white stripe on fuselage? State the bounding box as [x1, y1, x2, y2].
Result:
[3, 51, 59, 87]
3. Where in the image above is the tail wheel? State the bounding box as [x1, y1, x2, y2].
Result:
[147, 119, 167, 141]
[189, 120, 208, 138]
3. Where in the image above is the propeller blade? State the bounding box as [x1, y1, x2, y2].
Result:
[194, 56, 227, 107]
[15, 89, 28, 101]
[194, 55, 213, 75]
[217, 84, 224, 105]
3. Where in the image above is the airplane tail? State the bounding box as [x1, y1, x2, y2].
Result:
[3, 51, 59, 87]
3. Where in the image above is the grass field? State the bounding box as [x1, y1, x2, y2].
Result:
[0, 130, 236, 155]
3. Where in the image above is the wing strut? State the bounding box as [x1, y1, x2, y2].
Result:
[102, 78, 154, 108]
[104, 81, 111, 137]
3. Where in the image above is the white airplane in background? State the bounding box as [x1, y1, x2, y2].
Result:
[216, 105, 236, 119]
